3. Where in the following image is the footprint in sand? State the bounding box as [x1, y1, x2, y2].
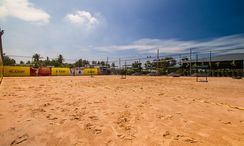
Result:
[174, 135, 198, 143]
[163, 131, 170, 138]
[223, 121, 232, 125]
[42, 103, 51, 107]
[88, 115, 99, 121]
[114, 111, 136, 140]
[59, 119, 66, 124]
[84, 123, 102, 134]
[70, 114, 81, 120]
[11, 134, 29, 145]
[46, 114, 58, 121]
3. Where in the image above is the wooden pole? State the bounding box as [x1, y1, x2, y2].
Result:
[243, 60, 244, 78]
[209, 51, 212, 76]
[157, 49, 159, 72]
[190, 48, 192, 76]
[0, 28, 4, 84]
[0, 29, 4, 59]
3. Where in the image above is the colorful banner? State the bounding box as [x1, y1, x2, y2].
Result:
[30, 67, 38, 76]
[75, 67, 83, 76]
[70, 68, 75, 76]
[51, 67, 70, 76]
[83, 68, 98, 75]
[39, 67, 51, 76]
[4, 66, 30, 77]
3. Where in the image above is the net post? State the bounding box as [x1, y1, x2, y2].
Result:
[0, 28, 4, 84]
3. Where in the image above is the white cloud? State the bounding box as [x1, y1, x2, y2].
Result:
[0, 0, 50, 24]
[96, 34, 244, 54]
[65, 10, 100, 30]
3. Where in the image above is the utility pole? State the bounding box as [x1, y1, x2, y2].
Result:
[179, 54, 183, 73]
[106, 56, 108, 68]
[0, 28, 4, 59]
[119, 58, 121, 70]
[190, 48, 192, 76]
[0, 28, 4, 84]
[196, 53, 198, 82]
[125, 60, 127, 72]
[209, 50, 212, 76]
[243, 60, 244, 78]
[157, 49, 159, 70]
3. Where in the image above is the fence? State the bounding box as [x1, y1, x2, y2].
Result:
[107, 48, 244, 77]
[3, 47, 244, 78]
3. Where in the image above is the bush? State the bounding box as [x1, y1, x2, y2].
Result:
[223, 70, 228, 77]
[175, 69, 182, 75]
[142, 70, 150, 75]
[158, 68, 167, 75]
[126, 69, 135, 75]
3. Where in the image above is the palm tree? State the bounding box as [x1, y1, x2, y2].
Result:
[20, 61, 24, 64]
[144, 60, 152, 71]
[32, 53, 41, 67]
[57, 54, 64, 66]
[32, 53, 40, 62]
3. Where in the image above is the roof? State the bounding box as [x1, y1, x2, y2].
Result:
[187, 53, 244, 63]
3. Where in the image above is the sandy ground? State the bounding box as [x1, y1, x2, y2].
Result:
[0, 76, 244, 146]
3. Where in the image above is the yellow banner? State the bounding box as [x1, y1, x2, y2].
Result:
[51, 68, 70, 76]
[4, 66, 30, 77]
[83, 68, 98, 75]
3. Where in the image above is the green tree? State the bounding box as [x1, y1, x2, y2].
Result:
[50, 59, 59, 67]
[75, 59, 83, 67]
[32, 53, 41, 67]
[75, 59, 90, 67]
[26, 60, 31, 64]
[132, 61, 142, 72]
[20, 61, 24, 64]
[3, 54, 16, 65]
[216, 62, 220, 68]
[57, 54, 64, 66]
[100, 61, 105, 66]
[32, 53, 40, 62]
[43, 57, 50, 66]
[111, 62, 115, 68]
[144, 60, 153, 71]
[92, 61, 97, 65]
[153, 57, 176, 69]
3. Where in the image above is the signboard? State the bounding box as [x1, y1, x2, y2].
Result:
[51, 68, 70, 76]
[39, 67, 51, 76]
[4, 66, 30, 77]
[83, 68, 98, 75]
[75, 67, 83, 76]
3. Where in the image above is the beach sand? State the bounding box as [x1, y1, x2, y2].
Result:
[0, 76, 244, 146]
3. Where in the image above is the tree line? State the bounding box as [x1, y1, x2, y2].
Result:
[3, 53, 113, 68]
[3, 53, 177, 70]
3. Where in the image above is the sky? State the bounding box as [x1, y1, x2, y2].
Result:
[0, 0, 244, 62]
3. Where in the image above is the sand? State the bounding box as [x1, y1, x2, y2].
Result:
[0, 76, 244, 146]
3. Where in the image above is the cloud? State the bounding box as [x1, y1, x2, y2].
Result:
[65, 10, 100, 30]
[96, 34, 244, 55]
[0, 0, 50, 24]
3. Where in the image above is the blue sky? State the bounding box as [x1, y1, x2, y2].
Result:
[0, 0, 244, 62]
